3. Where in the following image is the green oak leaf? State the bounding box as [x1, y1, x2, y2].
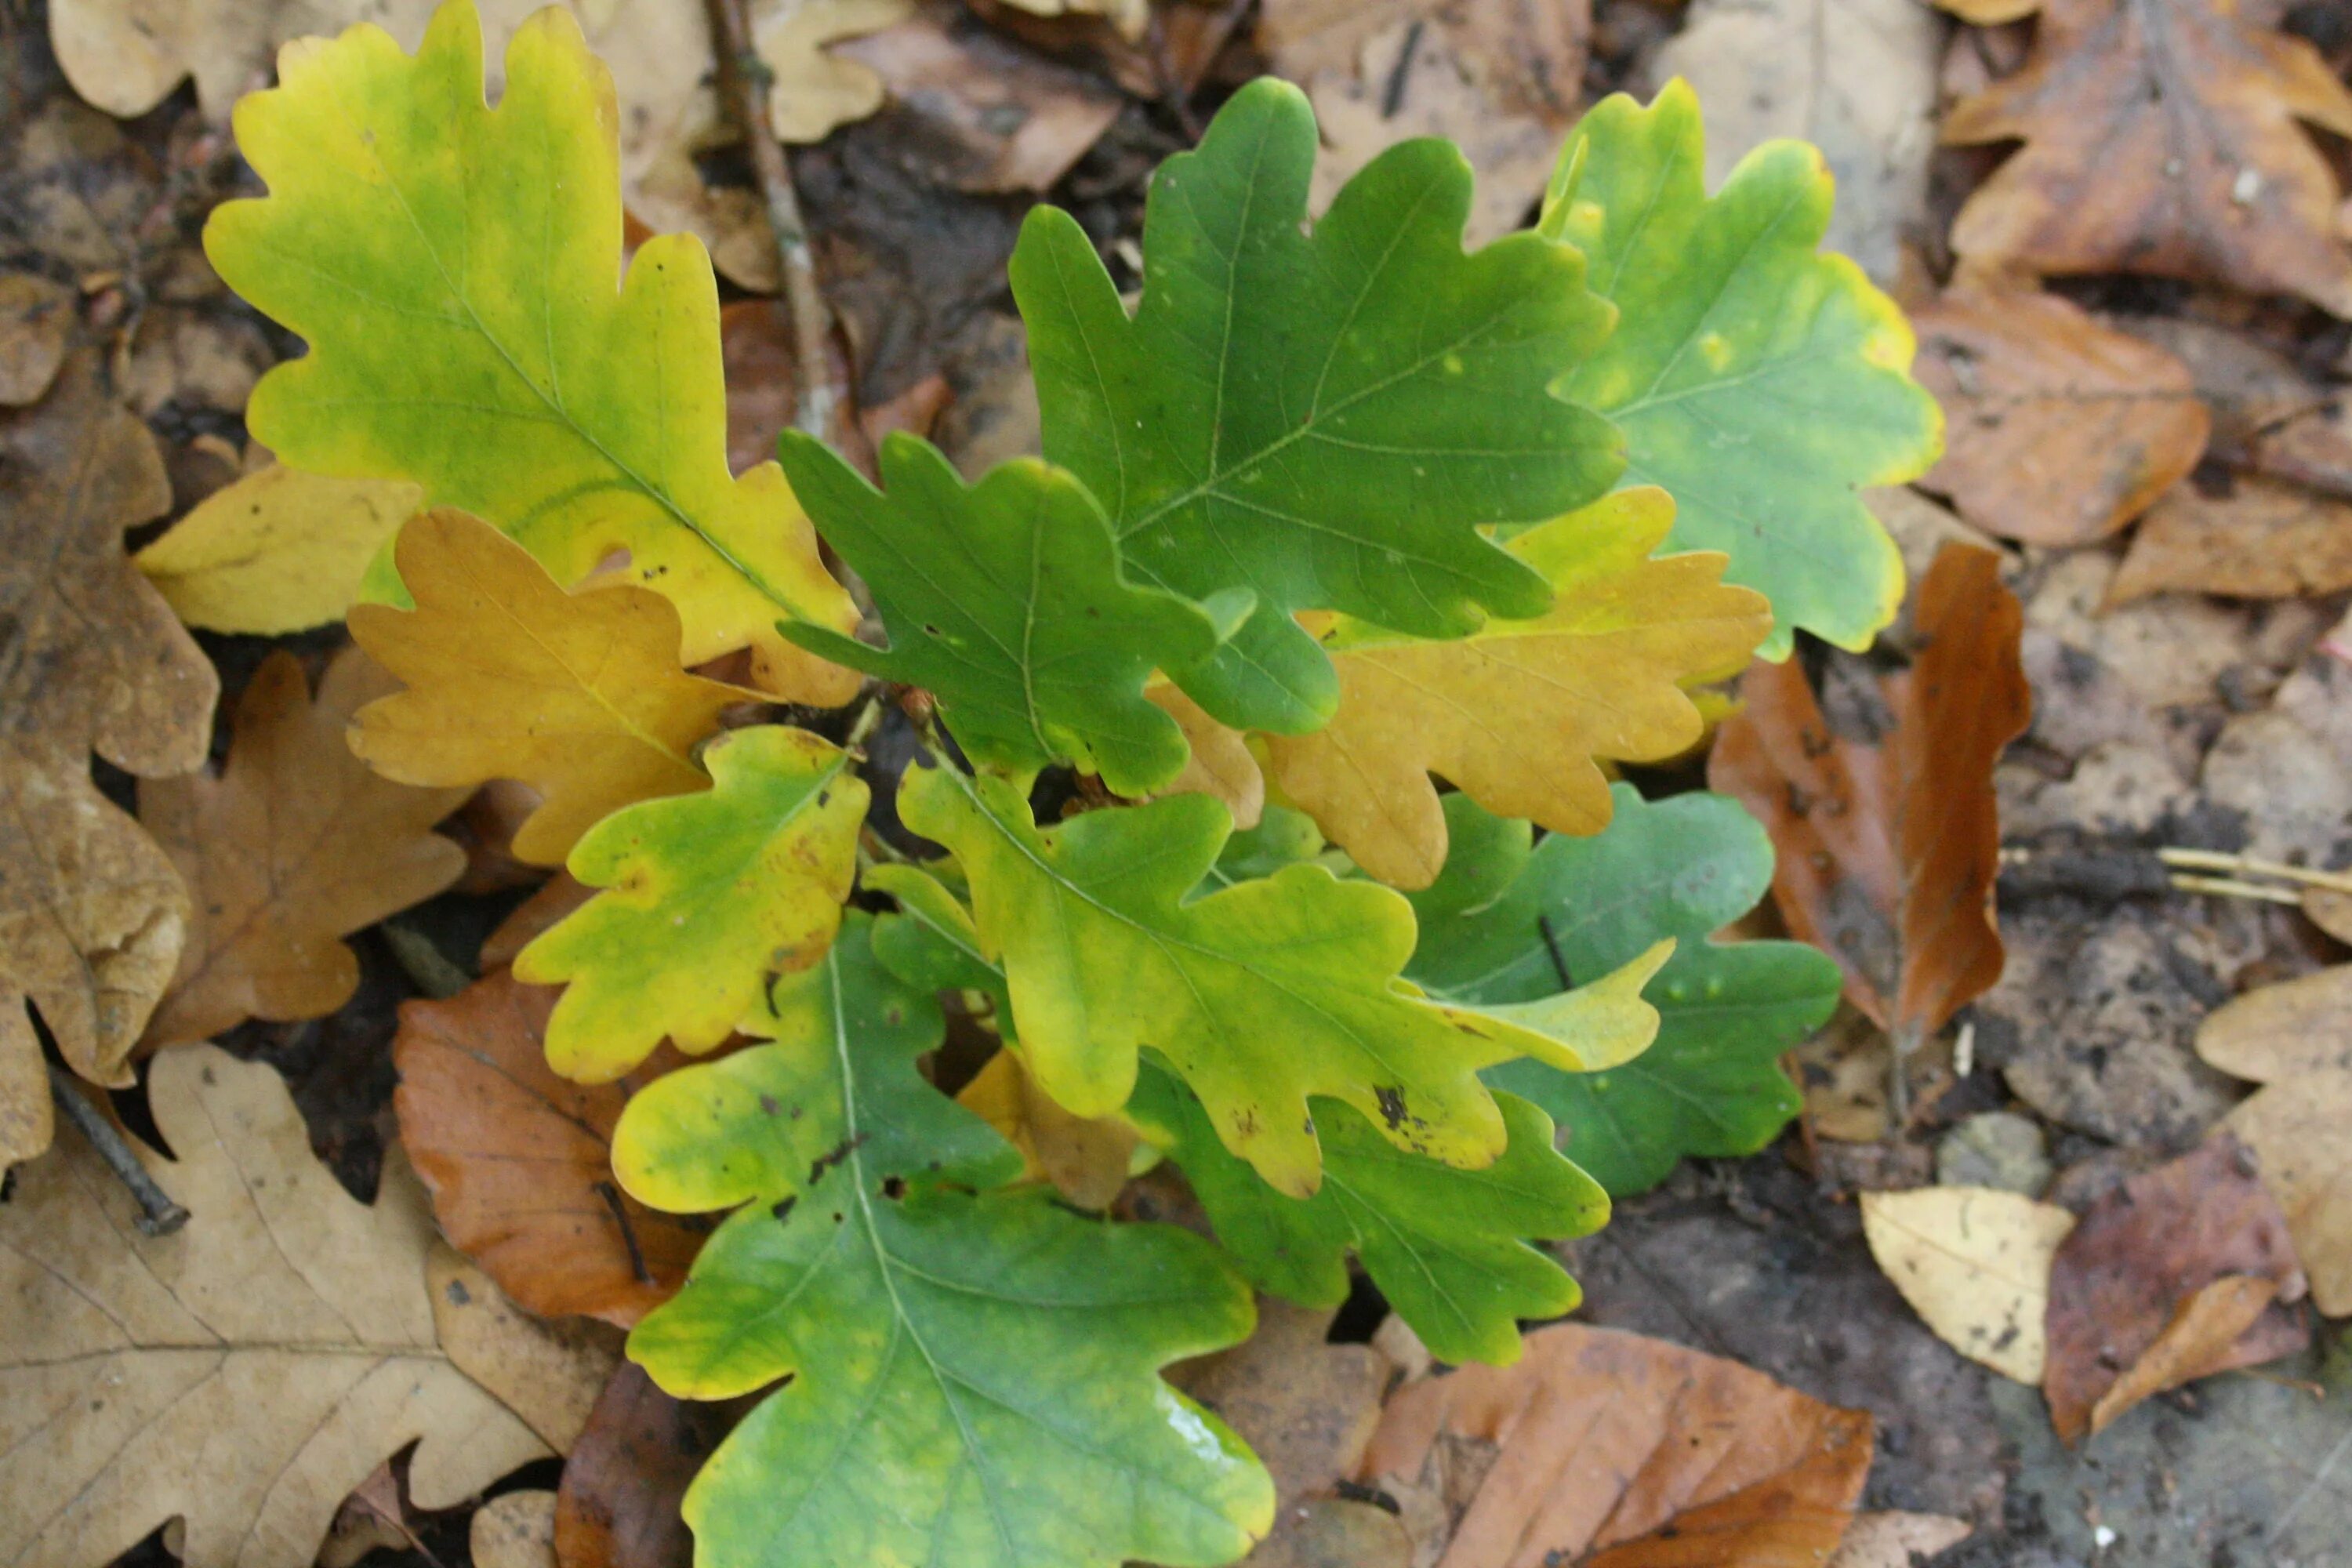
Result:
[1128, 1063, 1606, 1365]
[619, 915, 1272, 1568]
[775, 432, 1245, 794]
[1540, 78, 1943, 658]
[514, 725, 866, 1083]
[1408, 788, 1841, 1196]
[1013, 77, 1624, 733]
[897, 764, 1638, 1199]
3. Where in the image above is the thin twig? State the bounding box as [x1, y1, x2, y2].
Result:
[593, 1179, 653, 1285]
[2159, 847, 2352, 896]
[48, 1063, 188, 1236]
[703, 0, 841, 441]
[2169, 874, 2304, 906]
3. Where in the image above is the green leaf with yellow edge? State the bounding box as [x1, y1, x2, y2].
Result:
[1408, 788, 1842, 1196]
[202, 1, 860, 703]
[897, 763, 1642, 1198]
[1011, 76, 1624, 734]
[616, 916, 1274, 1568]
[775, 431, 1243, 795]
[514, 724, 865, 1081]
[133, 464, 421, 634]
[1539, 79, 1942, 659]
[348, 510, 756, 866]
[1128, 1064, 1606, 1366]
[1256, 486, 1769, 888]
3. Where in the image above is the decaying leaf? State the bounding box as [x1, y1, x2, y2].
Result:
[1359, 1322, 1875, 1568]
[2109, 474, 2352, 604]
[554, 1363, 757, 1568]
[956, 1047, 1139, 1210]
[134, 464, 423, 635]
[138, 648, 468, 1050]
[1710, 544, 2029, 1054]
[1252, 489, 1769, 888]
[1911, 284, 2210, 546]
[205, 2, 862, 700]
[394, 968, 726, 1327]
[350, 511, 756, 867]
[426, 1247, 620, 1451]
[1, 355, 218, 1164]
[1860, 1186, 2075, 1383]
[2197, 964, 2352, 1314]
[0, 1045, 553, 1568]
[753, 0, 916, 143]
[0, 270, 74, 406]
[1943, 0, 2352, 314]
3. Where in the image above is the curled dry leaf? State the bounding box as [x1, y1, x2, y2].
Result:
[134, 464, 423, 635]
[0, 1046, 553, 1568]
[2109, 474, 2352, 604]
[0, 354, 218, 1166]
[394, 967, 723, 1328]
[1943, 0, 2352, 314]
[1358, 1322, 1874, 1568]
[1860, 1186, 2076, 1384]
[1911, 284, 2209, 546]
[1710, 544, 2030, 1054]
[138, 648, 470, 1051]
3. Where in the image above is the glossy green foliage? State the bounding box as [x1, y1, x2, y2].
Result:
[775, 432, 1243, 793]
[618, 917, 1275, 1568]
[1541, 80, 1943, 658]
[1129, 1065, 1606, 1365]
[1408, 789, 1841, 1195]
[1013, 78, 1624, 733]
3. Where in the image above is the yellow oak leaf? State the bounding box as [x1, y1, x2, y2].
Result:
[134, 463, 423, 634]
[1260, 488, 1771, 887]
[202, 2, 860, 702]
[349, 510, 758, 867]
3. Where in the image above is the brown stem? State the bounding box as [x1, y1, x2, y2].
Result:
[593, 1179, 653, 1285]
[703, 0, 844, 442]
[48, 1063, 189, 1236]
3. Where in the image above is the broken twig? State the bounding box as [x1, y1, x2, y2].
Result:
[48, 1062, 189, 1236]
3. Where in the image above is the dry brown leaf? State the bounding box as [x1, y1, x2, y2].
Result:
[2090, 1276, 2284, 1433]
[481, 873, 598, 971]
[2110, 474, 2352, 603]
[1943, 0, 2352, 314]
[1860, 1186, 2075, 1384]
[427, 1247, 621, 1452]
[956, 1047, 1141, 1210]
[1360, 1322, 1873, 1568]
[0, 1045, 552, 1568]
[1711, 545, 2029, 1054]
[1, 354, 216, 1165]
[554, 1363, 758, 1568]
[138, 648, 467, 1051]
[1174, 1299, 1393, 1515]
[2305, 886, 2352, 945]
[1911, 284, 2209, 546]
[394, 967, 719, 1328]
[0, 270, 73, 406]
[473, 1492, 560, 1568]
[1823, 1512, 1972, 1568]
[1250, 1499, 1414, 1568]
[753, 0, 917, 143]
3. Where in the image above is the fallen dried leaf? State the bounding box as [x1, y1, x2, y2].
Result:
[0, 270, 73, 406]
[134, 465, 423, 635]
[1359, 1322, 1874, 1568]
[554, 1363, 757, 1568]
[426, 1248, 621, 1452]
[474, 1492, 560, 1568]
[1911, 283, 2209, 546]
[1172, 1300, 1392, 1517]
[0, 1045, 551, 1568]
[1860, 1186, 2075, 1383]
[1824, 1512, 1972, 1568]
[2110, 474, 2352, 603]
[138, 648, 468, 1050]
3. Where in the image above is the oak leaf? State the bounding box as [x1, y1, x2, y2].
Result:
[139, 648, 468, 1050]
[1943, 0, 2352, 315]
[204, 2, 861, 701]
[135, 464, 423, 635]
[349, 510, 756, 867]
[956, 1047, 1141, 1210]
[0, 1045, 554, 1568]
[1709, 543, 2029, 1052]
[1256, 488, 1769, 887]
[516, 725, 866, 1081]
[1, 355, 217, 1165]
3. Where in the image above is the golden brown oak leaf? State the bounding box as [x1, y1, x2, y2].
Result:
[956, 1047, 1141, 1210]
[1358, 1322, 1874, 1568]
[349, 510, 756, 867]
[138, 648, 468, 1050]
[1258, 488, 1769, 889]
[1711, 544, 2028, 1051]
[1943, 0, 2352, 316]
[0, 354, 217, 1166]
[1912, 284, 2210, 546]
[0, 1045, 558, 1568]
[394, 967, 722, 1328]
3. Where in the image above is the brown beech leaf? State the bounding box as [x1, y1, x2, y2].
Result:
[1358, 1322, 1874, 1568]
[554, 1363, 758, 1568]
[394, 968, 720, 1328]
[1710, 544, 2030, 1051]
[1943, 0, 2352, 315]
[1, 354, 217, 1163]
[2109, 474, 2352, 603]
[2043, 1136, 2307, 1443]
[139, 648, 468, 1051]
[1911, 284, 2209, 546]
